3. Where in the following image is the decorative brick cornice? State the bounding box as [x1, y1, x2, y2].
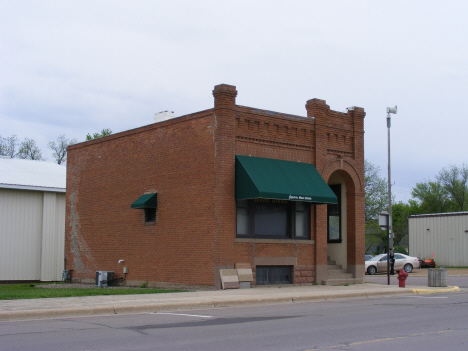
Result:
[236, 136, 314, 150]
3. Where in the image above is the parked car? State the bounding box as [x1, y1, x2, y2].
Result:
[365, 254, 374, 261]
[365, 253, 421, 275]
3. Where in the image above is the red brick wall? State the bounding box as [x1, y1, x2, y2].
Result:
[65, 84, 365, 287]
[66, 111, 219, 285]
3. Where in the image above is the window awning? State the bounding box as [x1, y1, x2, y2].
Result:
[235, 155, 337, 204]
[131, 193, 158, 209]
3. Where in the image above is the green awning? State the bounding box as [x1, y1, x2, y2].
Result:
[235, 155, 337, 204]
[131, 193, 158, 209]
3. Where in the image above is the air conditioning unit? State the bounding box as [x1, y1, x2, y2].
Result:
[96, 271, 114, 287]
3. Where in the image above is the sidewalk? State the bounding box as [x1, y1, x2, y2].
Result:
[0, 283, 460, 322]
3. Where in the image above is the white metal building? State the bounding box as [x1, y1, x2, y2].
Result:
[0, 157, 66, 281]
[409, 212, 468, 266]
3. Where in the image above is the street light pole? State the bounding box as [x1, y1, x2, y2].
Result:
[379, 211, 390, 285]
[386, 106, 397, 252]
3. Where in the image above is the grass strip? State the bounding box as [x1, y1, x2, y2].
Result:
[0, 284, 185, 300]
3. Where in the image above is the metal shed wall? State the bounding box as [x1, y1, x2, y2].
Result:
[409, 213, 468, 266]
[0, 188, 65, 281]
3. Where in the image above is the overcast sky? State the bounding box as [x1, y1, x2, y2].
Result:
[1, 1, 467, 202]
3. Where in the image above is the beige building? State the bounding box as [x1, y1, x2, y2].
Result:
[0, 157, 66, 281]
[409, 212, 468, 266]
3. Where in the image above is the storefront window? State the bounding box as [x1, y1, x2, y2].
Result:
[254, 201, 288, 236]
[236, 199, 310, 239]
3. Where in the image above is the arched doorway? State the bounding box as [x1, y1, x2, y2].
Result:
[320, 160, 365, 284]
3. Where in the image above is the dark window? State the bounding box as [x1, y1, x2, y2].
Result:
[236, 199, 310, 239]
[256, 266, 292, 285]
[145, 208, 156, 223]
[254, 201, 288, 236]
[327, 184, 341, 243]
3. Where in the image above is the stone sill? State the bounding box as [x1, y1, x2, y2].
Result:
[235, 238, 315, 245]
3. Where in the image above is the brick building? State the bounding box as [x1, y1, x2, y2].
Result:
[65, 84, 365, 288]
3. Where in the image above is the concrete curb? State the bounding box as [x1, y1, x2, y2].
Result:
[0, 285, 461, 322]
[412, 286, 461, 294]
[0, 289, 408, 322]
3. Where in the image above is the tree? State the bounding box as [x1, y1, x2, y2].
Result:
[17, 138, 43, 160]
[86, 129, 112, 141]
[437, 164, 468, 211]
[391, 200, 422, 247]
[0, 135, 19, 158]
[364, 160, 389, 252]
[364, 160, 389, 223]
[48, 135, 77, 164]
[411, 164, 468, 213]
[411, 180, 453, 213]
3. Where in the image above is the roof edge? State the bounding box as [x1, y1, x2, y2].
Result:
[0, 184, 66, 193]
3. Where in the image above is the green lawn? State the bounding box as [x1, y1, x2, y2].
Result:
[0, 284, 185, 300]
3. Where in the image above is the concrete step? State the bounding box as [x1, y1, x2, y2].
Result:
[327, 264, 343, 270]
[328, 271, 354, 279]
[327, 260, 337, 265]
[322, 278, 362, 286]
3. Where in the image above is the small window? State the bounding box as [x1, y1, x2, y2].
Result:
[295, 201, 309, 238]
[256, 266, 292, 285]
[236, 200, 250, 235]
[327, 184, 341, 243]
[145, 208, 156, 223]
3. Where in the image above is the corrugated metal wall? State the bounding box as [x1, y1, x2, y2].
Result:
[0, 188, 65, 281]
[409, 214, 468, 266]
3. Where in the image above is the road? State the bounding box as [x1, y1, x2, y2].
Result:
[1, 284, 467, 350]
[365, 268, 468, 288]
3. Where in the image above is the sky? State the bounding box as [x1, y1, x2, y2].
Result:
[1, 1, 467, 203]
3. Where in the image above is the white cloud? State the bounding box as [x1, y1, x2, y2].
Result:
[1, 1, 467, 197]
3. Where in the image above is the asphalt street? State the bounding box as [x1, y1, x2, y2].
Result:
[1, 283, 467, 351]
[365, 273, 468, 288]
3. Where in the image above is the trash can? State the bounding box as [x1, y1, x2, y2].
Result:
[428, 268, 447, 287]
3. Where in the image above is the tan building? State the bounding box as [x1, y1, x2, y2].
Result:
[409, 212, 468, 266]
[0, 157, 66, 281]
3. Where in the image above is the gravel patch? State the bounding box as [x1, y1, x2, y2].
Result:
[35, 283, 144, 289]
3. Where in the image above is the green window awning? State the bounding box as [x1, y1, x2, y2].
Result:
[235, 155, 337, 204]
[131, 193, 158, 209]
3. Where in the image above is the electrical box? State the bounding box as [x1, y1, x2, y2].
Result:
[95, 271, 114, 287]
[123, 267, 128, 274]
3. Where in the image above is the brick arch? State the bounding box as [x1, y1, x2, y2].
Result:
[320, 158, 364, 193]
[319, 158, 365, 281]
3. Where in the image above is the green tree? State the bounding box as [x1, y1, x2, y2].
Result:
[364, 160, 389, 222]
[437, 164, 468, 211]
[0, 135, 19, 158]
[391, 200, 422, 247]
[411, 180, 453, 213]
[411, 164, 468, 213]
[364, 160, 389, 252]
[86, 128, 112, 141]
[17, 138, 43, 160]
[48, 134, 77, 164]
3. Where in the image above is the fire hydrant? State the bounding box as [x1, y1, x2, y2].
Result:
[397, 269, 408, 288]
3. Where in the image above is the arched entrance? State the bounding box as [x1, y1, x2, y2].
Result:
[319, 159, 365, 284]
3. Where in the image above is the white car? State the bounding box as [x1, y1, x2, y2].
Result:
[365, 253, 420, 275]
